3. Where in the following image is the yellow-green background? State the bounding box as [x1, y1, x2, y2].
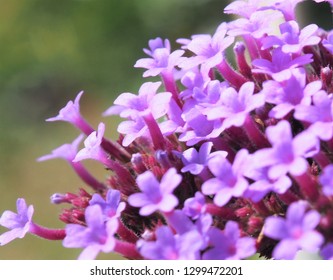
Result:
[0, 0, 329, 259]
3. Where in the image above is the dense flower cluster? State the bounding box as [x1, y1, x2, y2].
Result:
[2, 0, 333, 260]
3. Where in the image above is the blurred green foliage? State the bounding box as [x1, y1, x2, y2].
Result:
[0, 0, 330, 259]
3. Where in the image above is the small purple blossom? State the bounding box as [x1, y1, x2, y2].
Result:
[252, 48, 313, 81]
[262, 21, 320, 54]
[202, 149, 250, 207]
[181, 141, 227, 175]
[322, 31, 333, 54]
[319, 164, 333, 196]
[63, 205, 118, 260]
[294, 90, 333, 141]
[134, 37, 184, 78]
[46, 91, 93, 135]
[89, 189, 126, 219]
[205, 82, 265, 130]
[264, 201, 323, 259]
[321, 243, 333, 260]
[183, 192, 207, 219]
[261, 68, 322, 119]
[138, 225, 203, 260]
[203, 221, 256, 260]
[178, 22, 234, 77]
[73, 122, 107, 163]
[252, 120, 319, 180]
[0, 198, 34, 246]
[37, 134, 84, 162]
[104, 82, 170, 119]
[128, 168, 181, 216]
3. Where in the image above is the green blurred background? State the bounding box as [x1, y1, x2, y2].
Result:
[0, 0, 330, 259]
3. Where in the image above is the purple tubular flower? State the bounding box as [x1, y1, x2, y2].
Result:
[321, 243, 333, 260]
[181, 141, 227, 175]
[264, 201, 323, 259]
[261, 68, 322, 119]
[183, 192, 207, 219]
[252, 48, 313, 81]
[205, 82, 265, 130]
[128, 168, 181, 216]
[134, 37, 184, 78]
[294, 90, 333, 141]
[262, 21, 320, 54]
[252, 120, 319, 180]
[46, 91, 94, 135]
[37, 134, 84, 162]
[323, 31, 333, 54]
[73, 122, 108, 164]
[138, 225, 203, 260]
[63, 205, 118, 260]
[202, 149, 250, 207]
[178, 22, 234, 77]
[0, 198, 34, 246]
[319, 164, 333, 196]
[89, 189, 126, 219]
[203, 221, 256, 260]
[104, 82, 170, 119]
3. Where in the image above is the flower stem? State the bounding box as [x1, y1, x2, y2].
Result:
[114, 240, 143, 259]
[29, 223, 66, 240]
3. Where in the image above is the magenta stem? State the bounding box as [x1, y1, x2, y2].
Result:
[216, 59, 248, 90]
[206, 203, 237, 220]
[117, 220, 138, 243]
[29, 222, 66, 240]
[143, 113, 166, 150]
[292, 171, 319, 202]
[162, 71, 182, 108]
[114, 240, 143, 260]
[243, 115, 270, 148]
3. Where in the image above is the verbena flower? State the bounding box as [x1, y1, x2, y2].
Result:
[2, 0, 333, 260]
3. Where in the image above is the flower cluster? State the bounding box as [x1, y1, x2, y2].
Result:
[2, 0, 333, 260]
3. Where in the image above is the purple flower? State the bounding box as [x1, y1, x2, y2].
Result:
[178, 22, 234, 77]
[264, 201, 323, 259]
[261, 68, 322, 119]
[46, 91, 93, 135]
[205, 82, 265, 130]
[179, 107, 223, 146]
[321, 243, 333, 260]
[117, 117, 150, 146]
[181, 141, 227, 175]
[203, 221, 256, 260]
[134, 37, 184, 78]
[268, 0, 305, 21]
[63, 205, 118, 260]
[37, 134, 84, 162]
[128, 168, 181, 216]
[244, 165, 292, 202]
[224, 0, 261, 19]
[323, 31, 333, 54]
[319, 164, 333, 196]
[183, 192, 207, 219]
[252, 48, 313, 81]
[294, 90, 333, 141]
[262, 21, 320, 54]
[104, 82, 170, 119]
[228, 10, 282, 39]
[73, 122, 107, 164]
[0, 198, 34, 246]
[138, 225, 203, 260]
[252, 120, 319, 180]
[202, 149, 250, 207]
[89, 189, 126, 219]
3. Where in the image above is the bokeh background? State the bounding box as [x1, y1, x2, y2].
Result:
[0, 0, 330, 259]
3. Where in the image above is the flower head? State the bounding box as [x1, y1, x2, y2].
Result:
[128, 168, 181, 216]
[63, 205, 118, 260]
[264, 201, 323, 259]
[0, 198, 34, 246]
